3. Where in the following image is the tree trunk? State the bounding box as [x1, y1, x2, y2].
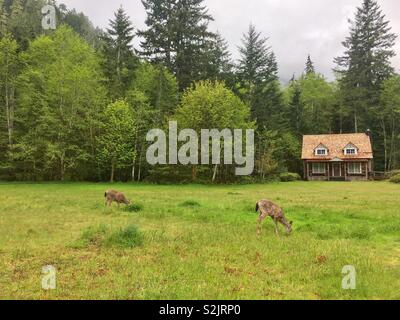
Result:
[110, 162, 115, 183]
[117, 47, 121, 78]
[354, 110, 358, 133]
[388, 114, 395, 171]
[60, 153, 65, 181]
[381, 119, 387, 174]
[5, 83, 12, 148]
[212, 164, 218, 183]
[138, 150, 143, 181]
[132, 149, 137, 182]
[192, 166, 197, 182]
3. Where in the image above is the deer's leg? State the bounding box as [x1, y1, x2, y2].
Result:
[273, 219, 280, 236]
[257, 215, 264, 236]
[257, 213, 265, 235]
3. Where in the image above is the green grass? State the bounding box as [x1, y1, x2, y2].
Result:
[0, 181, 399, 300]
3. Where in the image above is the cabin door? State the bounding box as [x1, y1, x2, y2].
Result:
[332, 163, 341, 177]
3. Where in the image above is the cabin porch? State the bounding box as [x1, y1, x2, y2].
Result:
[304, 160, 372, 181]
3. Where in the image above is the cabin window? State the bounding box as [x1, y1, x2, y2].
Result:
[348, 162, 362, 174]
[315, 148, 328, 156]
[345, 148, 357, 155]
[312, 163, 326, 174]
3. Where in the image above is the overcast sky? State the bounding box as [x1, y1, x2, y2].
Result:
[59, 0, 400, 83]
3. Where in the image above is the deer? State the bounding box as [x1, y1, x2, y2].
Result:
[256, 200, 293, 236]
[104, 190, 131, 207]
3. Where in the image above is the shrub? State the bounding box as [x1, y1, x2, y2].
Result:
[389, 174, 400, 184]
[180, 200, 201, 207]
[105, 224, 144, 248]
[72, 224, 108, 248]
[280, 172, 301, 182]
[386, 170, 400, 179]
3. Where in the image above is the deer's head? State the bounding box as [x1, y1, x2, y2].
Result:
[286, 221, 293, 234]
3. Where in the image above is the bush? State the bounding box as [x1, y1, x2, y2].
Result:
[280, 172, 301, 182]
[105, 224, 144, 248]
[72, 224, 108, 248]
[386, 170, 400, 179]
[389, 174, 400, 184]
[180, 200, 201, 207]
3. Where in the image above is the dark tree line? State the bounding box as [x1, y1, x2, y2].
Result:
[0, 0, 399, 183]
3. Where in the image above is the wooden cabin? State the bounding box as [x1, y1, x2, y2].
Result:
[301, 132, 373, 181]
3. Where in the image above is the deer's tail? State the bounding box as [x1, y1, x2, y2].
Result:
[255, 202, 259, 213]
[104, 191, 107, 198]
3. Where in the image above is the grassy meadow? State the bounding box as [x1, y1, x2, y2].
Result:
[0, 181, 399, 300]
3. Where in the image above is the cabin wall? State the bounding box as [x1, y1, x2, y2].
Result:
[304, 160, 371, 181]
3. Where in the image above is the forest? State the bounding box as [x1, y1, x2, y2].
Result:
[0, 0, 399, 183]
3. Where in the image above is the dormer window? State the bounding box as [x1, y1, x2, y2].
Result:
[344, 143, 358, 155]
[314, 144, 328, 156]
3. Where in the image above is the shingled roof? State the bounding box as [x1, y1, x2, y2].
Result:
[301, 133, 373, 160]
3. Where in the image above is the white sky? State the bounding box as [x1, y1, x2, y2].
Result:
[59, 0, 400, 83]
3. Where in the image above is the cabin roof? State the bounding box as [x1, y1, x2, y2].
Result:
[301, 133, 373, 160]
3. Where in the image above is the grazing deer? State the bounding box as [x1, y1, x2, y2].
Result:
[256, 200, 293, 236]
[104, 190, 131, 207]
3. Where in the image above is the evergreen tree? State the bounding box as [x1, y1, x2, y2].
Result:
[0, 0, 7, 37]
[9, 0, 22, 22]
[58, 7, 104, 50]
[203, 32, 234, 86]
[334, 0, 397, 132]
[335, 0, 397, 171]
[139, 0, 216, 91]
[139, 0, 175, 69]
[287, 81, 303, 136]
[237, 24, 281, 127]
[103, 6, 138, 99]
[237, 24, 277, 88]
[305, 54, 315, 75]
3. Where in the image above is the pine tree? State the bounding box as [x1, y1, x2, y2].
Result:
[203, 32, 234, 86]
[237, 24, 277, 87]
[287, 81, 303, 136]
[305, 54, 315, 75]
[8, 0, 23, 36]
[237, 24, 281, 126]
[9, 0, 23, 21]
[139, 0, 175, 69]
[103, 6, 138, 99]
[139, 0, 215, 91]
[0, 0, 7, 37]
[334, 0, 397, 132]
